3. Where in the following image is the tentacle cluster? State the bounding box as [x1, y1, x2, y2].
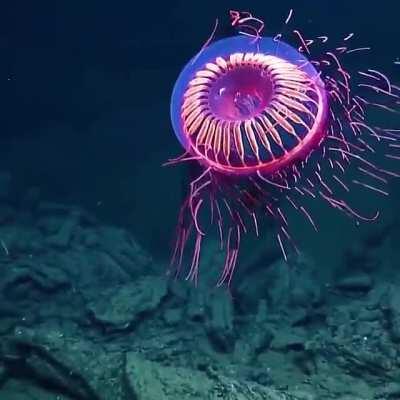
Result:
[168, 10, 400, 286]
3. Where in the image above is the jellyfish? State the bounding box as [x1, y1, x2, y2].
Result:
[167, 10, 400, 286]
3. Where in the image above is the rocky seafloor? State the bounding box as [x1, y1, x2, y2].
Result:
[0, 171, 400, 400]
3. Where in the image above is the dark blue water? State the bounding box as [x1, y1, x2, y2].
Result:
[4, 0, 399, 257]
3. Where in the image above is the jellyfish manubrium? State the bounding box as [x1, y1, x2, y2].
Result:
[167, 10, 400, 286]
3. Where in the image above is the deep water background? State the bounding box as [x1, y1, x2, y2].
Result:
[5, 0, 400, 271]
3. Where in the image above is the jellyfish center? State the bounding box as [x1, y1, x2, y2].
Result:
[209, 66, 273, 121]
